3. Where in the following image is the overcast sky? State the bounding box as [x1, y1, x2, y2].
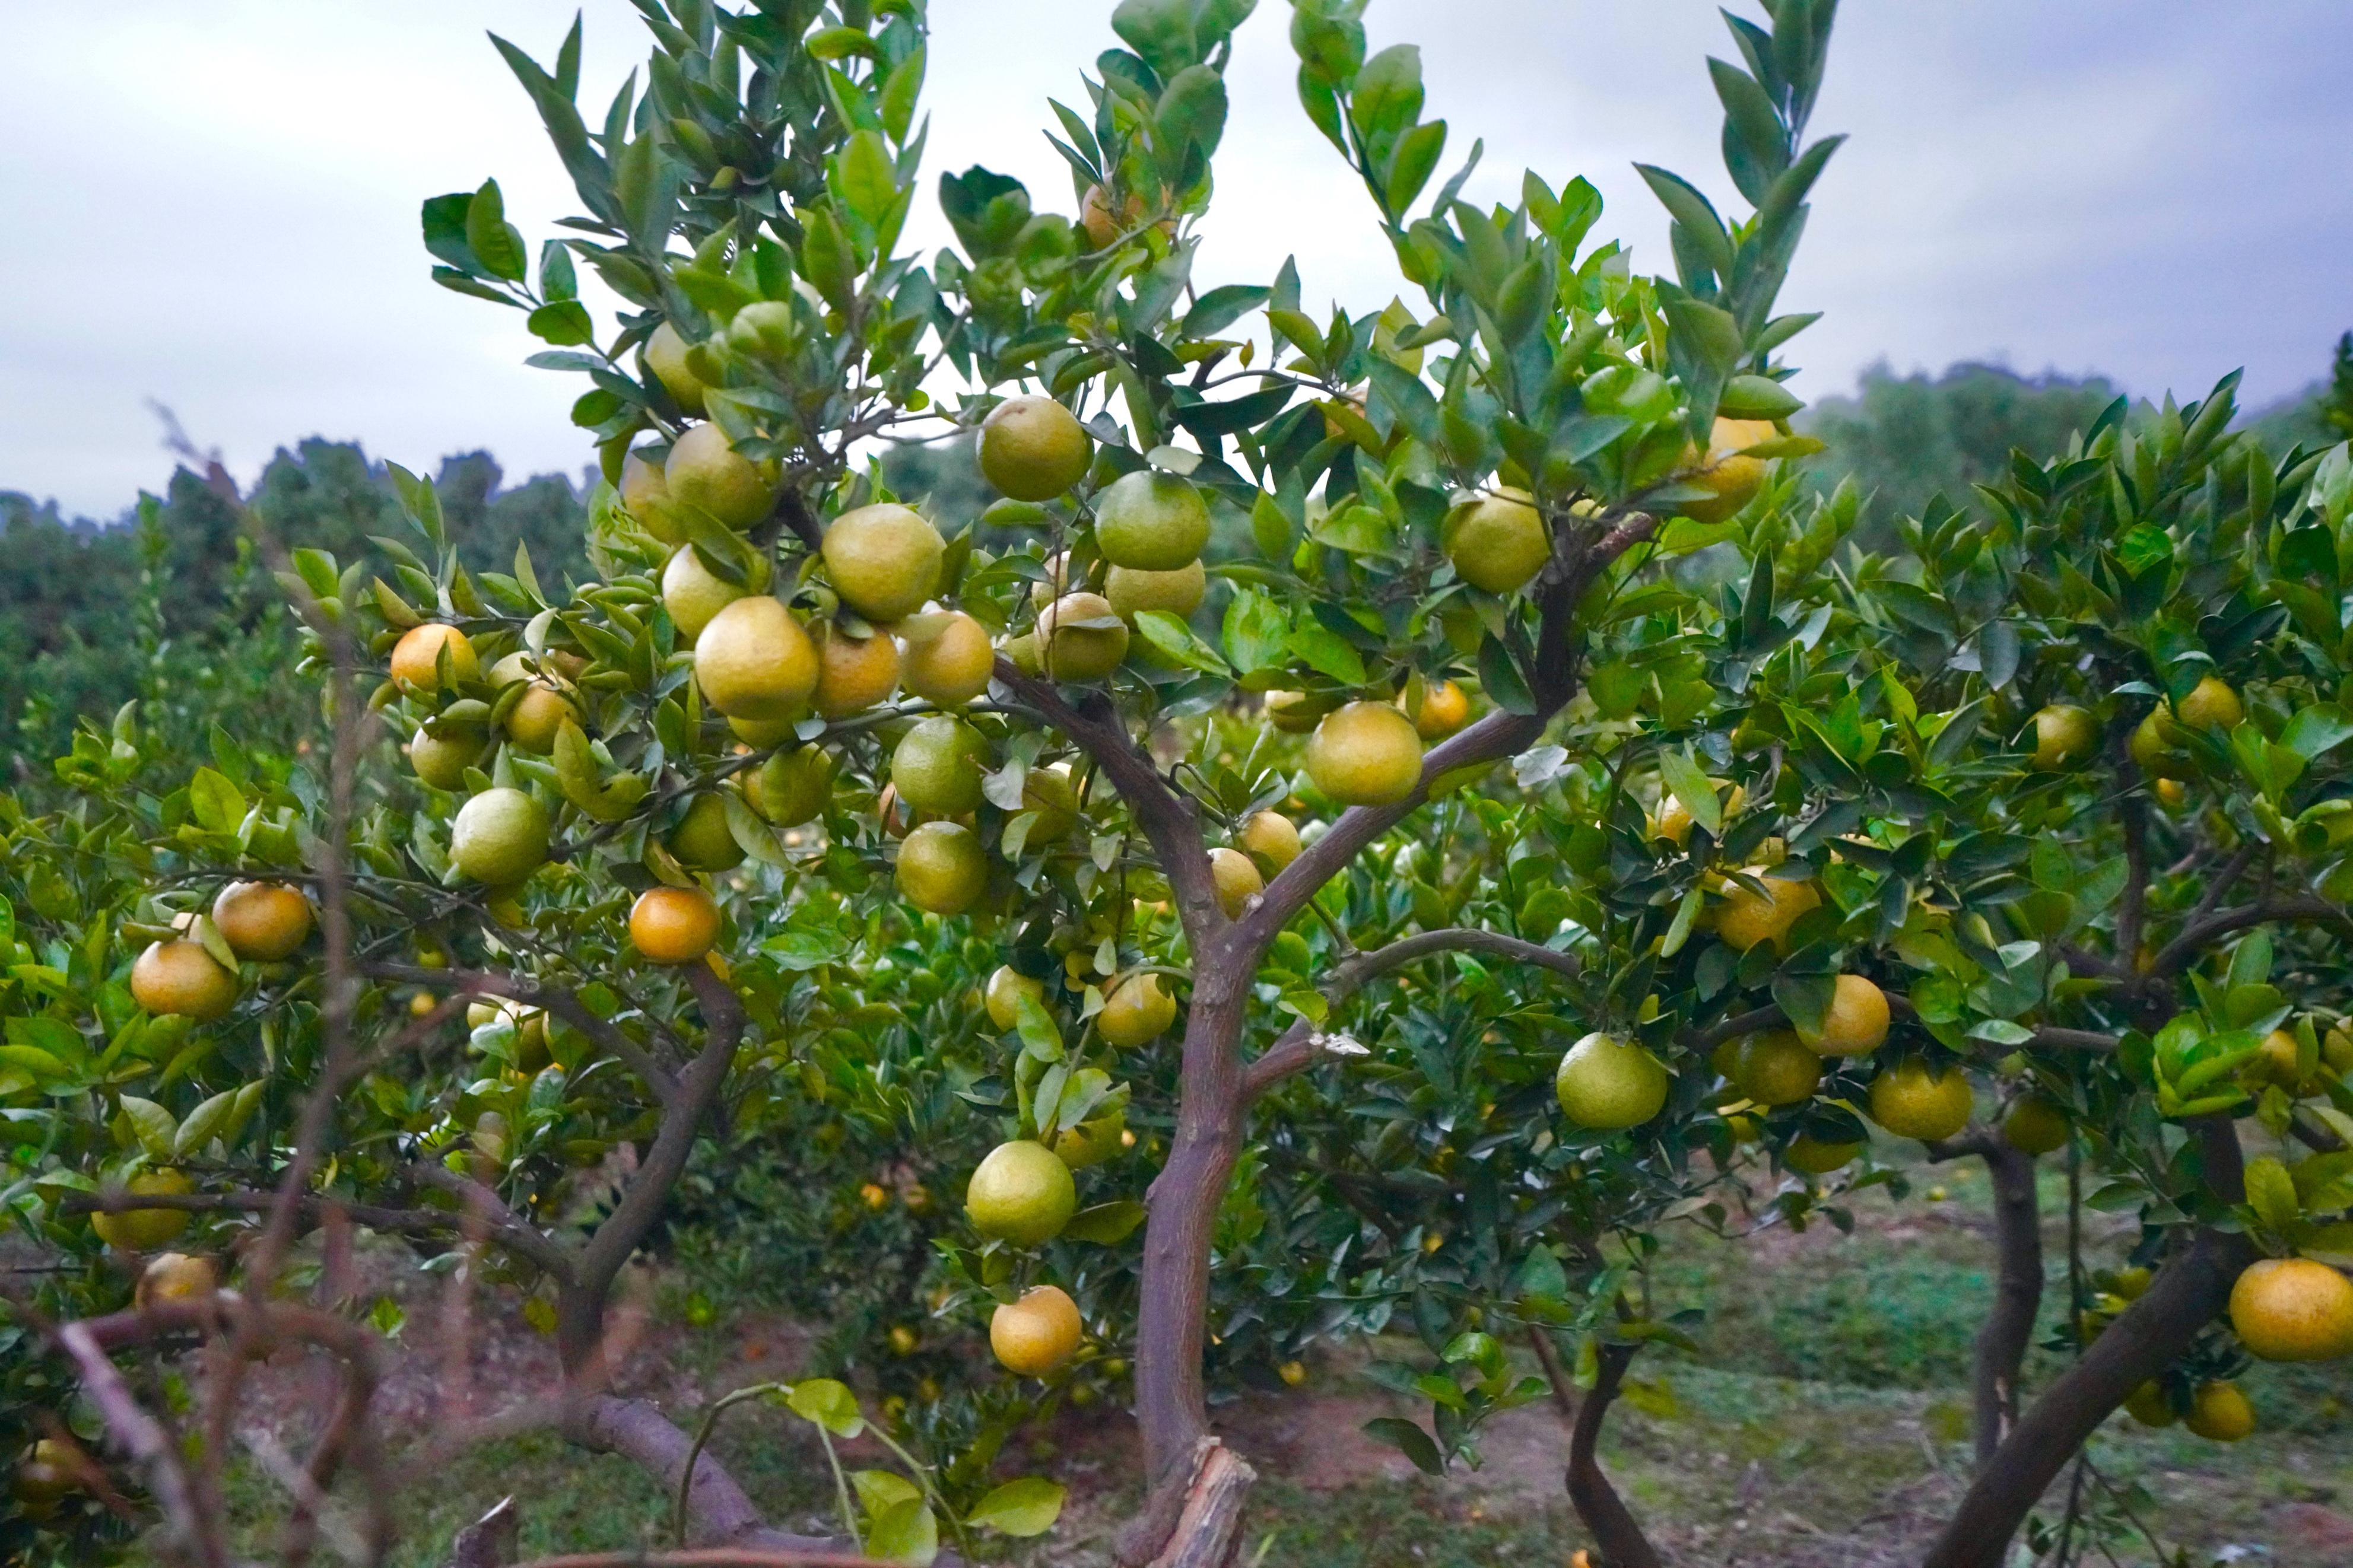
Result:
[4, 2, 2347, 520]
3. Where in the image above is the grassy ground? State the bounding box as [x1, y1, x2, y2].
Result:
[180, 1150, 2353, 1566]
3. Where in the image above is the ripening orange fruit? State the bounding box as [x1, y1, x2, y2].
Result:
[389, 623, 478, 695]
[629, 885, 721, 965]
[210, 881, 312, 962]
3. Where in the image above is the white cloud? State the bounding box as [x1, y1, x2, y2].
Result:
[3, 1, 2346, 519]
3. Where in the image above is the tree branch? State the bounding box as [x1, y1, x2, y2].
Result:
[59, 1188, 573, 1283]
[370, 962, 682, 1108]
[2150, 893, 2353, 978]
[1242, 927, 1580, 1099]
[1563, 1341, 1662, 1568]
[1971, 1140, 2043, 1468]
[567, 1395, 852, 1554]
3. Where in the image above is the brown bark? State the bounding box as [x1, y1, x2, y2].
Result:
[1564, 1343, 1661, 1568]
[1972, 1138, 2043, 1468]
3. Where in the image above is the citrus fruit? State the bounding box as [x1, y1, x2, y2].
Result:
[823, 503, 944, 622]
[1098, 972, 1176, 1048]
[2229, 1257, 2353, 1362]
[1079, 182, 1149, 249]
[1554, 1032, 1669, 1130]
[662, 543, 767, 645]
[1801, 974, 1890, 1055]
[694, 596, 818, 720]
[1729, 1031, 1821, 1106]
[211, 881, 312, 962]
[990, 1284, 1083, 1375]
[2123, 1381, 2176, 1427]
[1028, 550, 1078, 610]
[2000, 1095, 2071, 1155]
[1036, 591, 1130, 681]
[1653, 781, 1744, 846]
[1263, 689, 1323, 734]
[1021, 765, 1079, 841]
[965, 1140, 1077, 1245]
[1784, 1133, 1861, 1175]
[135, 1251, 218, 1309]
[897, 820, 987, 914]
[1869, 1060, 1975, 1142]
[2326, 1025, 2353, 1075]
[2177, 676, 2241, 731]
[1209, 846, 1263, 918]
[1106, 559, 1206, 618]
[2129, 710, 2188, 780]
[747, 746, 834, 828]
[131, 940, 238, 1021]
[644, 321, 707, 415]
[1713, 869, 1821, 952]
[11, 1439, 79, 1518]
[1306, 701, 1424, 806]
[91, 1169, 194, 1251]
[1240, 810, 1301, 871]
[630, 885, 722, 965]
[2030, 704, 2099, 771]
[666, 793, 745, 872]
[2183, 1380, 2253, 1442]
[1442, 488, 1548, 593]
[451, 787, 550, 886]
[892, 716, 986, 815]
[1403, 678, 1470, 739]
[1053, 1110, 1125, 1169]
[664, 422, 773, 529]
[978, 396, 1094, 500]
[390, 623, 477, 695]
[2153, 777, 2187, 807]
[410, 722, 487, 791]
[812, 622, 900, 718]
[620, 449, 685, 543]
[1094, 470, 1210, 570]
[900, 611, 996, 706]
[487, 652, 578, 753]
[1676, 417, 1779, 524]
[985, 965, 1047, 1031]
[2250, 1027, 2307, 1090]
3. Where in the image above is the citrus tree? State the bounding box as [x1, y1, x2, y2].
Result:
[11, 1, 2353, 1566]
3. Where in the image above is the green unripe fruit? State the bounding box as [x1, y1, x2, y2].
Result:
[644, 322, 707, 416]
[897, 821, 987, 914]
[1094, 470, 1210, 570]
[667, 793, 745, 872]
[1554, 1031, 1669, 1130]
[978, 396, 1094, 501]
[748, 747, 836, 828]
[450, 787, 551, 886]
[823, 503, 944, 622]
[665, 423, 773, 529]
[1441, 488, 1549, 594]
[1105, 559, 1206, 618]
[964, 1139, 1077, 1245]
[891, 717, 986, 816]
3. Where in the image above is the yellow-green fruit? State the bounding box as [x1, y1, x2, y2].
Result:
[1027, 551, 1078, 610]
[1554, 1031, 1669, 1130]
[897, 820, 987, 914]
[1714, 870, 1821, 952]
[1654, 781, 1745, 846]
[1678, 417, 1780, 524]
[665, 422, 773, 529]
[667, 793, 745, 872]
[1036, 591, 1130, 681]
[2129, 710, 2184, 778]
[644, 322, 707, 415]
[1053, 1110, 1126, 1169]
[1209, 846, 1263, 918]
[1730, 1031, 1822, 1106]
[1869, 1060, 1975, 1142]
[630, 885, 722, 965]
[621, 450, 685, 544]
[1784, 1134, 1861, 1175]
[748, 746, 836, 828]
[135, 1251, 218, 1309]
[662, 543, 768, 646]
[1264, 689, 1322, 734]
[1441, 487, 1548, 594]
[978, 395, 1094, 501]
[390, 622, 478, 695]
[2001, 1095, 2071, 1156]
[210, 881, 312, 962]
[411, 723, 487, 791]
[130, 940, 238, 1022]
[1094, 470, 1211, 570]
[2229, 1257, 2353, 1362]
[91, 1169, 195, 1251]
[965, 1140, 1077, 1245]
[1802, 974, 1890, 1056]
[2184, 1380, 2254, 1442]
[450, 787, 551, 886]
[12, 1437, 81, 1517]
[985, 965, 1046, 1031]
[487, 653, 578, 754]
[1001, 631, 1042, 676]
[1239, 810, 1301, 872]
[1105, 559, 1206, 618]
[1098, 972, 1177, 1048]
[694, 596, 818, 721]
[823, 503, 944, 622]
[1021, 765, 1079, 841]
[812, 624, 900, 718]
[2325, 1025, 2353, 1075]
[2031, 704, 2099, 771]
[990, 1283, 1083, 1375]
[2123, 1381, 2176, 1427]
[892, 717, 986, 815]
[1306, 701, 1424, 807]
[900, 611, 996, 706]
[2177, 676, 2242, 732]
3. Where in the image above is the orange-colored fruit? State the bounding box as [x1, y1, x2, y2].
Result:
[130, 940, 238, 1022]
[1098, 972, 1176, 1048]
[1403, 679, 1470, 740]
[694, 596, 819, 721]
[2229, 1257, 2353, 1362]
[136, 1251, 218, 1309]
[2183, 1380, 2254, 1442]
[900, 611, 996, 707]
[390, 623, 478, 695]
[210, 882, 312, 962]
[1209, 847, 1263, 918]
[991, 1284, 1083, 1375]
[630, 885, 722, 965]
[1239, 810, 1301, 872]
[1306, 701, 1424, 806]
[1713, 870, 1821, 952]
[487, 652, 579, 753]
[823, 503, 944, 622]
[1801, 974, 1890, 1056]
[1677, 418, 1779, 524]
[812, 622, 900, 718]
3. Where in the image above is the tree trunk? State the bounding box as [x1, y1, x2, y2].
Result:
[1973, 1140, 2043, 1468]
[1565, 1343, 1662, 1568]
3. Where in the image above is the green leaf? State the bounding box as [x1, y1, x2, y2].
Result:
[1634, 165, 1733, 276]
[1285, 622, 1368, 685]
[785, 1378, 866, 1438]
[966, 1477, 1066, 1537]
[465, 180, 528, 282]
[1657, 747, 1721, 838]
[852, 1469, 923, 1518]
[1135, 610, 1230, 675]
[864, 1496, 938, 1566]
[526, 300, 595, 346]
[1062, 1200, 1145, 1244]
[836, 131, 899, 228]
[1362, 1416, 1445, 1476]
[1386, 119, 1447, 214]
[116, 1096, 176, 1159]
[2246, 1156, 2300, 1233]
[189, 766, 247, 833]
